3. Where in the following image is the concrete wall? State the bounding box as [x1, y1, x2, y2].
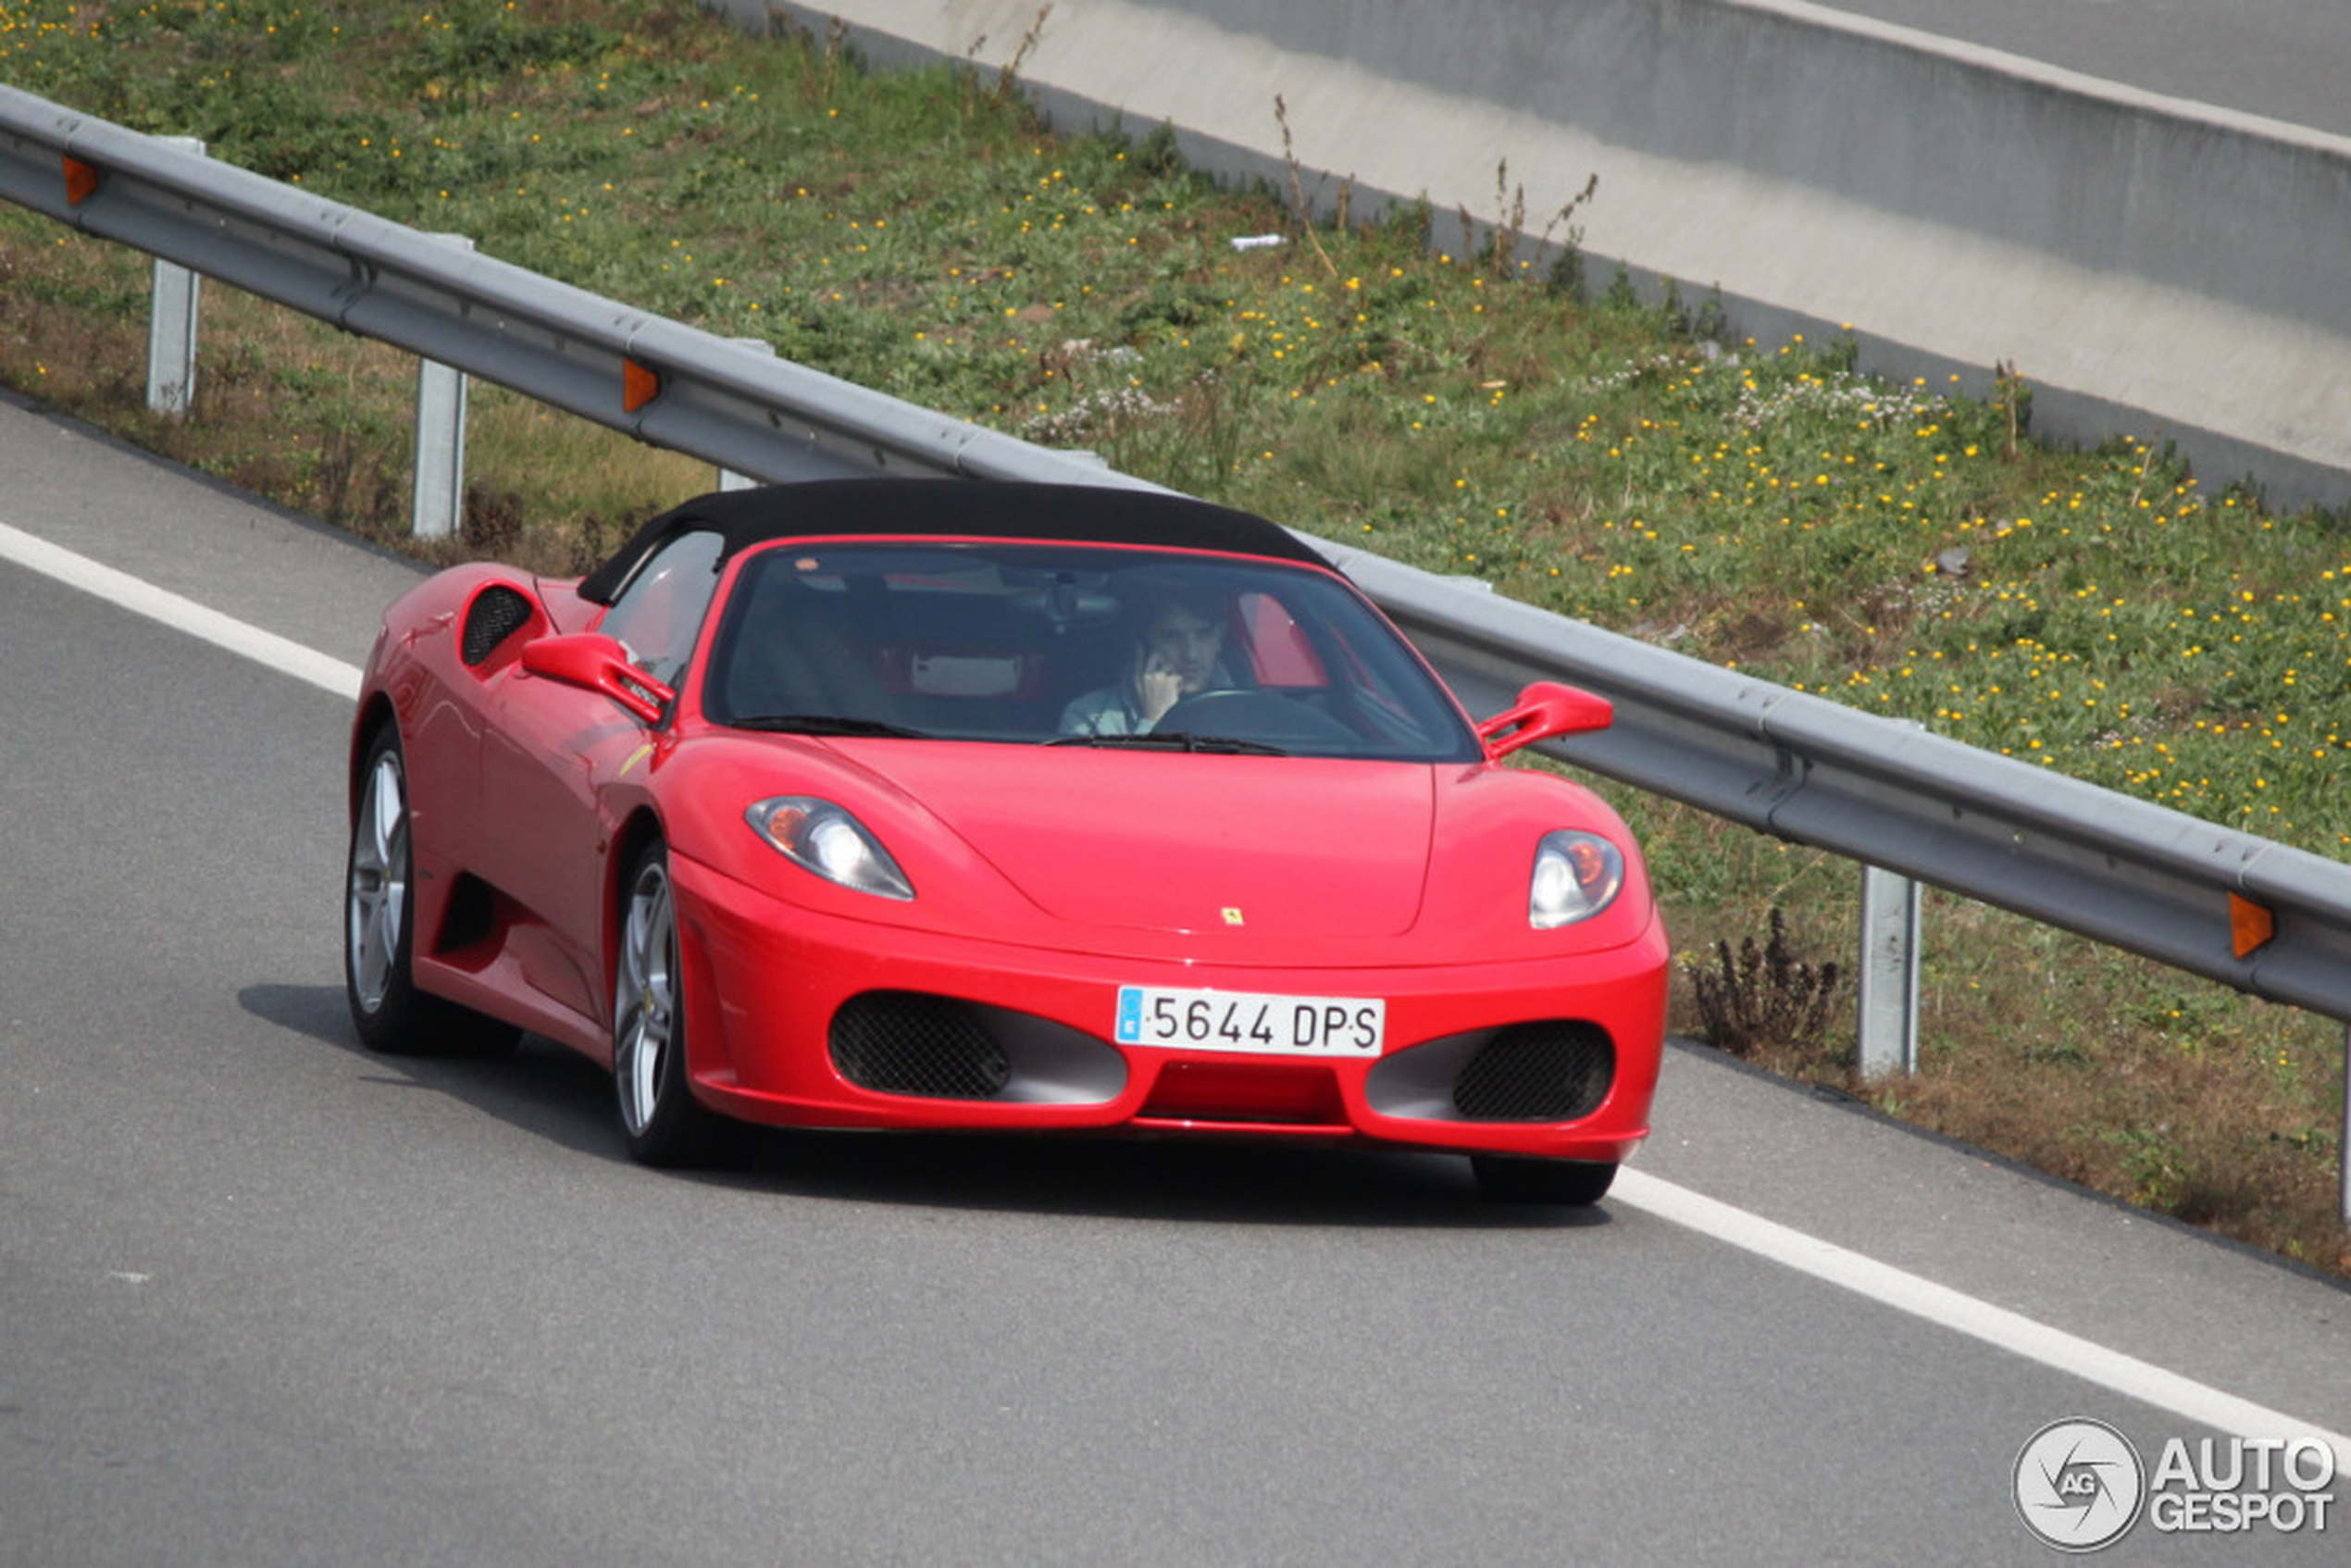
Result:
[704, 0, 2351, 509]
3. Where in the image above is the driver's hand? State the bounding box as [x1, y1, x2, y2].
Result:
[1133, 653, 1183, 725]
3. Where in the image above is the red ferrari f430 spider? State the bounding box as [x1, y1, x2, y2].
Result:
[343, 480, 1666, 1202]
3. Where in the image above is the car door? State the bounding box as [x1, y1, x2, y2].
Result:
[474, 529, 726, 1026]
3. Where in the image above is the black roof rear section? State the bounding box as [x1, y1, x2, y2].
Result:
[577, 479, 1328, 605]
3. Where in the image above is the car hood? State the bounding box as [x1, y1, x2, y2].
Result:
[868, 746, 1438, 938]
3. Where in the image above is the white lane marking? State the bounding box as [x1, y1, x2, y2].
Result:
[1614, 1168, 2351, 1469]
[0, 520, 362, 699]
[8, 517, 2345, 1466]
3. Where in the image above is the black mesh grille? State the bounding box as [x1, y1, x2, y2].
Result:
[1451, 1023, 1614, 1121]
[462, 585, 535, 666]
[830, 992, 1011, 1100]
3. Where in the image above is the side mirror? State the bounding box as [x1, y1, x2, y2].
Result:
[520, 633, 675, 725]
[1476, 681, 1613, 759]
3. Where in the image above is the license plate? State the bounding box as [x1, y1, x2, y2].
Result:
[1113, 986, 1385, 1056]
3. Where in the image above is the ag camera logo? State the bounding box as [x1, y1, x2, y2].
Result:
[2014, 1419, 2145, 1552]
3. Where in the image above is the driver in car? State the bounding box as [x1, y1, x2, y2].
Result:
[1059, 588, 1229, 736]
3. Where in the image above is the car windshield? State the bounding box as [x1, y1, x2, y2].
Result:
[699, 541, 1481, 762]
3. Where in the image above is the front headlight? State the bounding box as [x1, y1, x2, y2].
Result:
[747, 797, 914, 901]
[1528, 830, 1623, 928]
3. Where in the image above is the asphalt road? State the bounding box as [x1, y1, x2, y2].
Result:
[1819, 0, 2350, 138]
[2, 390, 2347, 1564]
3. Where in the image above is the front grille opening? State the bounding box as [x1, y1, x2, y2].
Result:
[1452, 1023, 1614, 1122]
[830, 992, 1011, 1100]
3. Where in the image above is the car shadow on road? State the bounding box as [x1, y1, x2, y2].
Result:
[242, 979, 629, 1161]
[243, 981, 1616, 1231]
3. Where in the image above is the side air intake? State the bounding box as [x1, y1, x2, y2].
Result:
[462, 585, 535, 666]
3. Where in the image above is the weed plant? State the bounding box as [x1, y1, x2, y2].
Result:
[1691, 907, 1842, 1058]
[0, 0, 2342, 1271]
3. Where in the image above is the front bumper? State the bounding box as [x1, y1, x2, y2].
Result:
[670, 853, 1667, 1164]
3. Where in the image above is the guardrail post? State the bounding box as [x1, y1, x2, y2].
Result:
[410, 233, 475, 540]
[1858, 863, 1922, 1077]
[143, 137, 205, 418]
[2340, 1025, 2349, 1225]
[717, 338, 777, 490]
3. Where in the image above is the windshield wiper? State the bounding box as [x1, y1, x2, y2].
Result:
[1047, 730, 1287, 755]
[728, 714, 932, 739]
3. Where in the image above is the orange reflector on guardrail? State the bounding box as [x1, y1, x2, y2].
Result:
[622, 358, 659, 413]
[62, 155, 99, 205]
[2230, 893, 2275, 958]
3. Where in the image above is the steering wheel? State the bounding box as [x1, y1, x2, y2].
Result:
[1158, 689, 1358, 746]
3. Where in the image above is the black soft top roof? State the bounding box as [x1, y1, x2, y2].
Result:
[577, 479, 1328, 605]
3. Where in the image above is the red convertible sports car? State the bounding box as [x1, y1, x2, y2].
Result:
[343, 480, 1666, 1201]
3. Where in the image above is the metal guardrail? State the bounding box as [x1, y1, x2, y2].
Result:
[3, 86, 2346, 1212]
[1336, 542, 2351, 1014]
[0, 89, 1106, 492]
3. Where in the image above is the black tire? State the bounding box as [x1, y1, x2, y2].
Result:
[343, 725, 519, 1057]
[1470, 1154, 1618, 1206]
[611, 838, 745, 1167]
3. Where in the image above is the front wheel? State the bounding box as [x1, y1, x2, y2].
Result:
[1470, 1154, 1618, 1206]
[612, 839, 742, 1167]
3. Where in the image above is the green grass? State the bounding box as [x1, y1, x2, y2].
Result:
[1, 0, 2343, 1271]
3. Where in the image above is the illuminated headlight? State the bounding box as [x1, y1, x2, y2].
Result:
[1528, 830, 1623, 928]
[746, 797, 914, 901]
